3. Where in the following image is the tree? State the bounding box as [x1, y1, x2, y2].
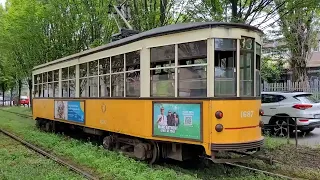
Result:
[182, 0, 286, 28]
[261, 56, 285, 83]
[125, 0, 187, 31]
[0, 57, 15, 106]
[275, 0, 320, 82]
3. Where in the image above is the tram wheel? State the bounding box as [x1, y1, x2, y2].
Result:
[103, 135, 114, 150]
[45, 121, 52, 132]
[149, 141, 160, 165]
[36, 119, 41, 129]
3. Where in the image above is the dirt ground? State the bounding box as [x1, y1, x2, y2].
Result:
[263, 144, 320, 169]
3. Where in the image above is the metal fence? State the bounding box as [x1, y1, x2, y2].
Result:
[261, 113, 320, 147]
[262, 80, 320, 99]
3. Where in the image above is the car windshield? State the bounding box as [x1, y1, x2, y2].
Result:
[294, 94, 320, 104]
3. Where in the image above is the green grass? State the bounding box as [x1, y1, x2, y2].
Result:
[263, 135, 288, 150]
[0, 133, 84, 180]
[0, 107, 279, 180]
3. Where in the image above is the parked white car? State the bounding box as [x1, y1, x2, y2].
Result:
[261, 91, 320, 136]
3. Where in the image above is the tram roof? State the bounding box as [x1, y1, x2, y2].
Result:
[33, 22, 263, 71]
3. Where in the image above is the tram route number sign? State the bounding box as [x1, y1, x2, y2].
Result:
[152, 102, 201, 141]
[240, 111, 254, 118]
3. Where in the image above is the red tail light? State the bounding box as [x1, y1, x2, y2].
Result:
[215, 111, 223, 119]
[259, 109, 264, 116]
[299, 119, 309, 122]
[292, 104, 313, 110]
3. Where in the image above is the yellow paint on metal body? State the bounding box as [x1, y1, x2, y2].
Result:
[33, 98, 263, 156]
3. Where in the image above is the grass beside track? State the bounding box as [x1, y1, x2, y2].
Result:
[0, 133, 84, 180]
[0, 106, 280, 180]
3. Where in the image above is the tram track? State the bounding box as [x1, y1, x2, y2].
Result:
[0, 108, 300, 180]
[0, 109, 100, 179]
[224, 162, 298, 180]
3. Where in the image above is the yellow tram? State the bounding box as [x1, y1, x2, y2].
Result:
[32, 22, 264, 164]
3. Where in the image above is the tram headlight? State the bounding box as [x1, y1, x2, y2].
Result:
[215, 124, 223, 132]
[215, 111, 223, 119]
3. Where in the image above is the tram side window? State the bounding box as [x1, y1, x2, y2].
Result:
[61, 66, 76, 97]
[48, 71, 54, 97]
[38, 73, 43, 97]
[240, 37, 255, 96]
[62, 68, 68, 97]
[43, 72, 48, 97]
[214, 38, 237, 96]
[53, 70, 59, 97]
[34, 74, 39, 97]
[111, 54, 124, 97]
[69, 66, 76, 97]
[150, 45, 175, 97]
[88, 61, 98, 97]
[125, 51, 140, 97]
[80, 63, 88, 97]
[99, 58, 110, 97]
[178, 40, 207, 97]
[256, 43, 261, 96]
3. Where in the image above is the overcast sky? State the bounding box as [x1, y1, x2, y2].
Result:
[0, 0, 5, 7]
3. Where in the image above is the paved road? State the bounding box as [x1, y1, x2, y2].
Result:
[294, 128, 320, 147]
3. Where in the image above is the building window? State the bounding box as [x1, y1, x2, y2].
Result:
[111, 54, 124, 97]
[62, 66, 76, 97]
[214, 38, 237, 96]
[240, 36, 255, 96]
[256, 43, 261, 97]
[178, 40, 207, 97]
[99, 58, 111, 97]
[125, 51, 140, 97]
[150, 45, 175, 97]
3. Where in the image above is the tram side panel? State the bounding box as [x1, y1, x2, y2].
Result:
[85, 99, 211, 155]
[33, 98, 212, 156]
[210, 99, 264, 151]
[85, 99, 151, 137]
[32, 98, 263, 156]
[32, 99, 54, 120]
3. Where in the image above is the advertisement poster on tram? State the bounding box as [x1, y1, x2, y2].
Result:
[153, 102, 201, 141]
[54, 100, 85, 124]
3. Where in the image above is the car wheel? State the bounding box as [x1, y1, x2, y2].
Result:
[270, 117, 293, 137]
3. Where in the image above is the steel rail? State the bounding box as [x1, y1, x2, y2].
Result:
[0, 129, 99, 180]
[225, 162, 299, 180]
[0, 109, 32, 118]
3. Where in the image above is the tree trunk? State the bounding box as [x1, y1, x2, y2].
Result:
[28, 79, 32, 109]
[230, 0, 239, 22]
[160, 0, 166, 26]
[18, 80, 22, 106]
[10, 87, 13, 106]
[2, 86, 5, 107]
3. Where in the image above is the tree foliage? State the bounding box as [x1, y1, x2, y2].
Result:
[275, 0, 320, 82]
[261, 56, 285, 83]
[0, 0, 320, 100]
